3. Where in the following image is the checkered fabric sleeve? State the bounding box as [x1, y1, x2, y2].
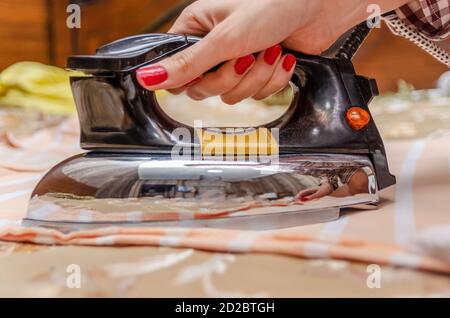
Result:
[397, 0, 450, 41]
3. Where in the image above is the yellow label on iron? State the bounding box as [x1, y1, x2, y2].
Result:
[197, 128, 279, 157]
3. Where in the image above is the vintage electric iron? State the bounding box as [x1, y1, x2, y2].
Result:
[23, 23, 395, 232]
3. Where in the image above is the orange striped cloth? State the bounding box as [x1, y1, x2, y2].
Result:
[0, 117, 449, 274]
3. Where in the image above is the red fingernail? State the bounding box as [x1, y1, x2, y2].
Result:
[136, 65, 168, 86]
[264, 44, 282, 65]
[234, 55, 255, 75]
[184, 75, 203, 87]
[282, 54, 296, 72]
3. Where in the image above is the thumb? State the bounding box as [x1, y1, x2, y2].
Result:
[136, 32, 229, 90]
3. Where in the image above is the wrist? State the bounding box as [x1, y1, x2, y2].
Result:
[334, 0, 411, 35]
[359, 0, 412, 18]
[323, 183, 334, 195]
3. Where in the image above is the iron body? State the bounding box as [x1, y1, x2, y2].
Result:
[24, 31, 395, 231]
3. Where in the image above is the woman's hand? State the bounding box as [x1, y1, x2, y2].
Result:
[136, 0, 409, 104]
[296, 183, 334, 202]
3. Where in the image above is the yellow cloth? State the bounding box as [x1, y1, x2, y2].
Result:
[0, 62, 84, 115]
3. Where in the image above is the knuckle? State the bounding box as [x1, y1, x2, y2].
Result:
[167, 88, 183, 95]
[186, 89, 204, 101]
[215, 71, 235, 91]
[211, 28, 244, 59]
[179, 4, 197, 20]
[253, 76, 270, 91]
[172, 50, 194, 74]
[272, 77, 290, 92]
[220, 95, 238, 105]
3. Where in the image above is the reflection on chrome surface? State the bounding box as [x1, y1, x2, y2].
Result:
[24, 154, 378, 231]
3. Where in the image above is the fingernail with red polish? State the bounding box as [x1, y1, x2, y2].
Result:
[235, 55, 255, 75]
[282, 54, 296, 72]
[136, 65, 168, 87]
[264, 44, 282, 65]
[184, 75, 203, 88]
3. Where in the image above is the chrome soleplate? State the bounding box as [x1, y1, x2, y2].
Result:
[24, 153, 378, 232]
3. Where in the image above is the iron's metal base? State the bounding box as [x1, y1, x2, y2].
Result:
[22, 207, 340, 233]
[24, 153, 378, 232]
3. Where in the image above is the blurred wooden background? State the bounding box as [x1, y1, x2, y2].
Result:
[0, 0, 448, 92]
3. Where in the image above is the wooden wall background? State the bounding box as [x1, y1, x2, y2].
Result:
[0, 0, 448, 92]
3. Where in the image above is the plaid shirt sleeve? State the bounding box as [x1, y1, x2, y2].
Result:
[396, 0, 450, 41]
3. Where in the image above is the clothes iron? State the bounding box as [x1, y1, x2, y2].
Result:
[24, 24, 395, 232]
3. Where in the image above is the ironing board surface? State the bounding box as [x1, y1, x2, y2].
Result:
[0, 104, 449, 297]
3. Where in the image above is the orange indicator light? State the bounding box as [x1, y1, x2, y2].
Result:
[346, 107, 371, 130]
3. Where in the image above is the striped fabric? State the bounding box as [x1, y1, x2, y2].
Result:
[0, 117, 449, 274]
